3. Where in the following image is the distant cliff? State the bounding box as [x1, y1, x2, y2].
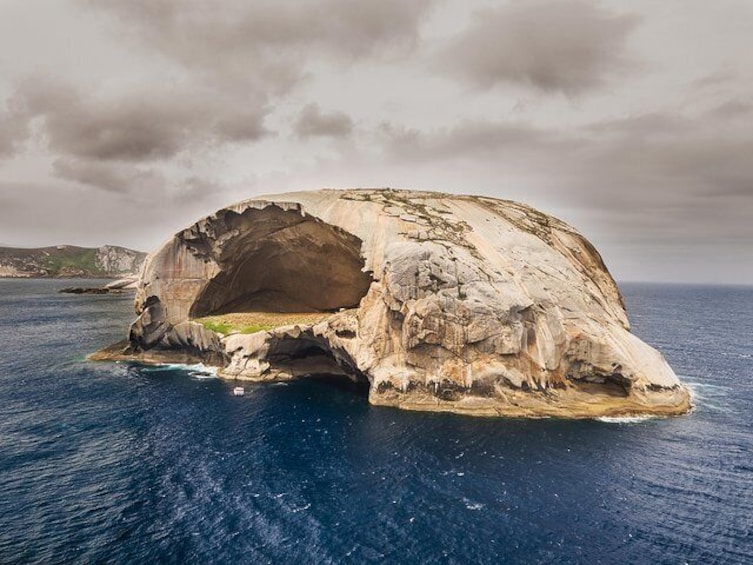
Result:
[0, 245, 146, 278]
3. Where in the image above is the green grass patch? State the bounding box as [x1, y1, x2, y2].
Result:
[200, 320, 233, 335]
[43, 248, 102, 275]
[198, 318, 285, 336]
[196, 311, 336, 336]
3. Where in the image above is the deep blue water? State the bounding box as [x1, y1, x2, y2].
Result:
[1, 279, 752, 564]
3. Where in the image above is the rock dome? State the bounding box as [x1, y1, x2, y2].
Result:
[93, 189, 691, 418]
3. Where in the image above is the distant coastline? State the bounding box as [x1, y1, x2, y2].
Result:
[0, 245, 146, 279]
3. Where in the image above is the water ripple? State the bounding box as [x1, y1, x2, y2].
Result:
[1, 280, 752, 563]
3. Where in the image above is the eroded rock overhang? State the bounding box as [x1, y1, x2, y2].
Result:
[123, 200, 374, 383]
[186, 204, 372, 317]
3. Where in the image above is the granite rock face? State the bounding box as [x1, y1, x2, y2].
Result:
[97, 189, 691, 418]
[95, 246, 145, 275]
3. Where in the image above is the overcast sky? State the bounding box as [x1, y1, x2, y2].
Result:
[1, 0, 751, 284]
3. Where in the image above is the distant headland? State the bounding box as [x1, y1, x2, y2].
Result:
[0, 245, 145, 279]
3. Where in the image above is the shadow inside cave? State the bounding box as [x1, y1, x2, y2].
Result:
[188, 205, 373, 317]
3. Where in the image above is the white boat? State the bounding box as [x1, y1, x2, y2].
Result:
[232, 386, 245, 396]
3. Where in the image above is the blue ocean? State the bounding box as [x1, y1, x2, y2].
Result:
[1, 279, 751, 564]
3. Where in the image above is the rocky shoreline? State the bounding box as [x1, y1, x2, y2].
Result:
[92, 339, 691, 420]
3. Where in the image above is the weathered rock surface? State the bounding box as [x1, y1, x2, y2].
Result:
[94, 189, 691, 418]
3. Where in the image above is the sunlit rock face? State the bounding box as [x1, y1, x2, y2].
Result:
[98, 189, 691, 418]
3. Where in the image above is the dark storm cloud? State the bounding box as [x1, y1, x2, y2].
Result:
[13, 79, 268, 163]
[438, 0, 639, 94]
[294, 104, 353, 138]
[86, 0, 436, 92]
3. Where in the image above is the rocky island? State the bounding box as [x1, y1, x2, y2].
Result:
[93, 189, 691, 418]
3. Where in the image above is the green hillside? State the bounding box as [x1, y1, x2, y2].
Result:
[0, 245, 146, 278]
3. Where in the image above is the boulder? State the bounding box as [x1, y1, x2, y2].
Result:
[94, 189, 691, 418]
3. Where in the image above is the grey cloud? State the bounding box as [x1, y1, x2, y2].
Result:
[691, 69, 738, 90]
[707, 99, 753, 119]
[53, 158, 229, 203]
[379, 120, 578, 163]
[86, 0, 436, 93]
[566, 120, 753, 248]
[181, 176, 224, 200]
[13, 78, 268, 162]
[0, 180, 227, 251]
[8, 0, 433, 164]
[1, 0, 750, 284]
[438, 0, 639, 94]
[53, 158, 166, 194]
[0, 95, 29, 158]
[586, 113, 690, 136]
[377, 107, 753, 251]
[294, 104, 353, 138]
[214, 110, 270, 143]
[578, 109, 753, 203]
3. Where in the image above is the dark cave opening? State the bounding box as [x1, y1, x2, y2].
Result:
[265, 332, 371, 396]
[189, 205, 373, 317]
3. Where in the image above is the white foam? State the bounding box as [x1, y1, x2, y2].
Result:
[685, 381, 730, 393]
[463, 498, 484, 510]
[142, 362, 218, 378]
[682, 379, 729, 412]
[596, 415, 658, 424]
